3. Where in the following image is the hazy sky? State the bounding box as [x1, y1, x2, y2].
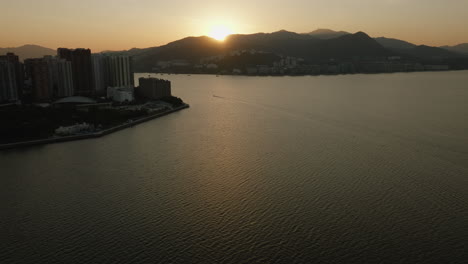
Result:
[2, 0, 468, 51]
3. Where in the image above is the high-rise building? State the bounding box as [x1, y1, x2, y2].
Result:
[44, 56, 74, 98]
[58, 48, 93, 97]
[0, 61, 18, 102]
[91, 54, 109, 96]
[137, 78, 171, 100]
[0, 53, 23, 101]
[93, 54, 134, 98]
[107, 55, 134, 87]
[24, 58, 51, 101]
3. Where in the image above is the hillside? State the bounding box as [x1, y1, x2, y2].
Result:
[0, 45, 56, 61]
[399, 45, 464, 60]
[375, 37, 416, 50]
[305, 29, 350, 39]
[130, 31, 392, 71]
[132, 36, 226, 71]
[440, 43, 468, 55]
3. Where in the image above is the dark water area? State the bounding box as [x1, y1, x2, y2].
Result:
[1, 71, 468, 263]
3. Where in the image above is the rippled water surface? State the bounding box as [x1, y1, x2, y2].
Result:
[2, 72, 468, 263]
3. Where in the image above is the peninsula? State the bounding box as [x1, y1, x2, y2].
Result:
[0, 98, 189, 150]
[0, 50, 189, 150]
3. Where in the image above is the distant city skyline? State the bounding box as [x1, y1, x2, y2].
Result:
[2, 0, 468, 52]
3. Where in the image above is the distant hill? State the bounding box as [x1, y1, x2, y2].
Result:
[132, 36, 226, 71]
[0, 44, 56, 61]
[100, 30, 467, 72]
[130, 31, 392, 71]
[373, 38, 466, 59]
[374, 37, 416, 50]
[305, 29, 350, 39]
[370, 37, 464, 60]
[101, 47, 148, 56]
[314, 32, 390, 59]
[440, 43, 468, 55]
[223, 30, 320, 56]
[399, 45, 463, 60]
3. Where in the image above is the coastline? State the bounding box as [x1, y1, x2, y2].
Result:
[0, 104, 190, 151]
[143, 68, 468, 77]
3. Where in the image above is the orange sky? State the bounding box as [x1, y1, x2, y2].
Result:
[2, 0, 468, 52]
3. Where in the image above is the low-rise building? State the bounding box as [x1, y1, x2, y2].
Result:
[107, 86, 134, 102]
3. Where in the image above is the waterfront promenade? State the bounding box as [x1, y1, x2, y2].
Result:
[0, 104, 189, 150]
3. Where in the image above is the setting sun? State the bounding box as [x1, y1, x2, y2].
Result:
[209, 25, 233, 41]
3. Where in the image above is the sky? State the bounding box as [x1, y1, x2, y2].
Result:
[1, 0, 468, 52]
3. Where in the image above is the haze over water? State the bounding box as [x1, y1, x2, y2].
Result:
[2, 71, 468, 263]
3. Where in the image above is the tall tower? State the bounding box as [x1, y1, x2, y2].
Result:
[0, 53, 23, 101]
[107, 55, 133, 87]
[58, 48, 93, 97]
[43, 56, 74, 98]
[0, 61, 18, 102]
[91, 54, 109, 96]
[24, 58, 51, 102]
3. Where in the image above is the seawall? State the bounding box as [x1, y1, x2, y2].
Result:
[0, 104, 189, 151]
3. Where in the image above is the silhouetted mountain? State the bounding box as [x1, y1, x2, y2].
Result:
[398, 45, 463, 60]
[229, 31, 390, 60]
[118, 30, 468, 72]
[223, 30, 319, 56]
[305, 29, 350, 39]
[130, 31, 392, 71]
[314, 32, 390, 59]
[0, 44, 55, 61]
[269, 30, 316, 40]
[101, 48, 147, 56]
[132, 36, 226, 71]
[373, 38, 466, 59]
[440, 43, 468, 54]
[375, 37, 416, 50]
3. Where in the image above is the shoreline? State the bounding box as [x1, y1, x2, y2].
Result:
[0, 104, 190, 151]
[140, 68, 468, 77]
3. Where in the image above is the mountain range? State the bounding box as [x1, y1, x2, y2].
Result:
[305, 29, 350, 39]
[440, 43, 468, 55]
[125, 30, 393, 71]
[126, 30, 467, 71]
[2, 30, 467, 71]
[0, 44, 56, 61]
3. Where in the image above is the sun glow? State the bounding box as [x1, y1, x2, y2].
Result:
[209, 25, 233, 41]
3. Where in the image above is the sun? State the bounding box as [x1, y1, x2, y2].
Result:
[209, 25, 233, 41]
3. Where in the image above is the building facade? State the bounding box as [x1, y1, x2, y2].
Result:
[107, 55, 134, 87]
[91, 54, 109, 96]
[92, 54, 134, 97]
[107, 86, 134, 102]
[44, 56, 74, 98]
[0, 53, 23, 101]
[0, 60, 18, 102]
[58, 48, 93, 97]
[25, 58, 51, 102]
[137, 78, 171, 100]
